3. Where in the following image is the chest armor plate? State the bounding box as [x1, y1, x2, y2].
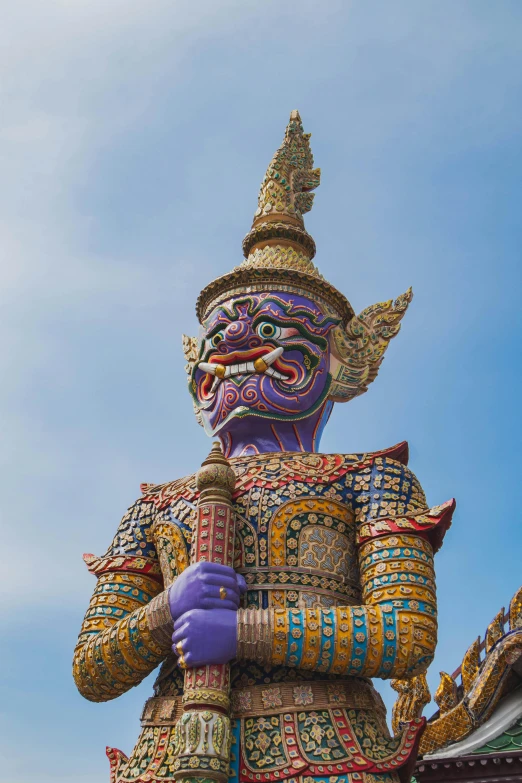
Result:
[151, 453, 364, 612]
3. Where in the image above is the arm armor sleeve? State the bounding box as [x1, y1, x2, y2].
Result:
[237, 471, 454, 680]
[72, 499, 174, 702]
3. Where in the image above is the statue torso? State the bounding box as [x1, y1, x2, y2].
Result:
[129, 446, 425, 693]
[153, 451, 365, 610]
[110, 446, 427, 780]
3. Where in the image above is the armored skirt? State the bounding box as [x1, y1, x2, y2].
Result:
[110, 658, 423, 783]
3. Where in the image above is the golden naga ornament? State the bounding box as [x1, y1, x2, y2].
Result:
[394, 586, 522, 759]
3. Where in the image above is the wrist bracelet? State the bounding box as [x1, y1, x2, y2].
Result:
[237, 608, 273, 665]
[145, 589, 173, 649]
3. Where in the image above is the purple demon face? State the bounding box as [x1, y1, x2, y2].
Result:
[190, 292, 339, 440]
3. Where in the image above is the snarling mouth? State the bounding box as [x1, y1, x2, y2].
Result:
[197, 346, 295, 394]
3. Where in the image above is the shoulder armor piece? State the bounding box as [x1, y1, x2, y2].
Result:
[139, 442, 409, 510]
[82, 552, 163, 582]
[367, 440, 409, 465]
[141, 474, 197, 510]
[357, 498, 455, 553]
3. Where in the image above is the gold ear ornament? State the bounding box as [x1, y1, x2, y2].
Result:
[328, 288, 413, 403]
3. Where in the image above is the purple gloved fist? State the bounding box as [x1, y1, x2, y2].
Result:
[172, 607, 239, 668]
[168, 561, 246, 620]
[167, 561, 246, 668]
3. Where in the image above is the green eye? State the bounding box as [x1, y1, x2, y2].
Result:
[256, 322, 281, 339]
[210, 331, 225, 348]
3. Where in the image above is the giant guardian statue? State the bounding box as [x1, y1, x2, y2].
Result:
[74, 111, 455, 783]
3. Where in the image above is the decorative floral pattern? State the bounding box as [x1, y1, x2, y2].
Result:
[262, 687, 283, 710]
[293, 685, 314, 706]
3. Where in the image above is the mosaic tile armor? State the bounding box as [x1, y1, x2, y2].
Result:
[74, 445, 454, 782]
[74, 111, 455, 783]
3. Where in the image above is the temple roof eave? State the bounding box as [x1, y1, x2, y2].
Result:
[416, 749, 522, 782]
[423, 686, 522, 760]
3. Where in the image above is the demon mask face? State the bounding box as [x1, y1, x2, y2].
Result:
[187, 292, 338, 438]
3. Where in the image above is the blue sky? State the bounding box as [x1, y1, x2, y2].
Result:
[1, 1, 521, 780]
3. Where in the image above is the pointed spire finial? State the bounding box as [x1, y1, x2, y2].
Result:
[242, 110, 321, 262]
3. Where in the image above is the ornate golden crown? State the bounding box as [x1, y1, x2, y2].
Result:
[196, 110, 354, 325]
[188, 111, 413, 406]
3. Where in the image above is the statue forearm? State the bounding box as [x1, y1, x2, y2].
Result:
[237, 603, 435, 678]
[237, 533, 437, 679]
[73, 571, 171, 702]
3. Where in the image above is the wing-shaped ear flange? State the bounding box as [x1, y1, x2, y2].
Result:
[328, 287, 413, 403]
[182, 334, 204, 428]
